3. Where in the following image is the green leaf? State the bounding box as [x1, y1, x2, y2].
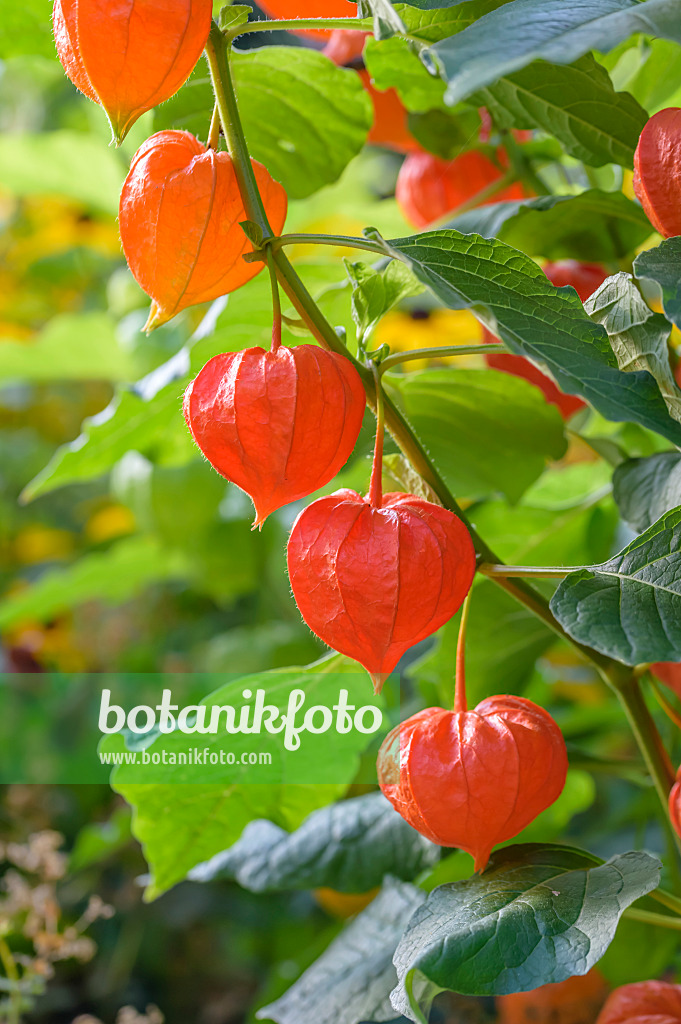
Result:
[610, 37, 681, 114]
[613, 453, 681, 532]
[0, 0, 55, 58]
[346, 259, 423, 346]
[377, 230, 681, 447]
[110, 656, 381, 896]
[391, 844, 660, 1018]
[0, 131, 126, 214]
[364, 1, 507, 110]
[431, 0, 681, 106]
[235, 49, 372, 199]
[189, 792, 438, 892]
[0, 536, 191, 630]
[586, 273, 681, 424]
[475, 55, 647, 168]
[634, 237, 681, 333]
[156, 51, 372, 200]
[550, 508, 681, 664]
[0, 313, 142, 383]
[20, 386, 182, 504]
[258, 878, 425, 1024]
[450, 190, 652, 263]
[387, 367, 567, 502]
[218, 3, 251, 31]
[116, 778, 348, 901]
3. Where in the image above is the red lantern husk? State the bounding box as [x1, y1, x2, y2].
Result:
[596, 980, 681, 1024]
[396, 149, 528, 228]
[377, 696, 568, 871]
[53, 0, 213, 143]
[634, 108, 681, 238]
[119, 130, 288, 329]
[184, 345, 366, 528]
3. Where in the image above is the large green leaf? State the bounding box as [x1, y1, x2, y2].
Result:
[156, 50, 372, 200]
[0, 313, 141, 384]
[190, 792, 438, 892]
[634, 237, 681, 333]
[450, 191, 651, 262]
[475, 55, 647, 168]
[0, 536, 191, 630]
[110, 656, 381, 897]
[387, 367, 567, 502]
[258, 878, 425, 1024]
[613, 452, 681, 532]
[377, 230, 681, 447]
[431, 0, 681, 106]
[585, 273, 681, 424]
[550, 507, 681, 664]
[0, 131, 126, 214]
[0, 0, 55, 58]
[391, 844, 660, 1019]
[117, 779, 347, 902]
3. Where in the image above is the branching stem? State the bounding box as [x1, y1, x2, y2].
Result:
[479, 564, 575, 579]
[381, 344, 505, 371]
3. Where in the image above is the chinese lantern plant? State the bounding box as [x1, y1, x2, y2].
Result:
[119, 130, 288, 330]
[183, 340, 366, 528]
[53, 0, 213, 143]
[43, 1, 681, 1016]
[376, 596, 568, 869]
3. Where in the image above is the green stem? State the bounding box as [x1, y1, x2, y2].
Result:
[650, 885, 681, 917]
[267, 232, 386, 256]
[205, 23, 272, 230]
[381, 344, 505, 371]
[623, 907, 681, 930]
[479, 563, 576, 579]
[225, 16, 367, 41]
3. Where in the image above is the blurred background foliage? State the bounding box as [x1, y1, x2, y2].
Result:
[2, 0, 681, 1021]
